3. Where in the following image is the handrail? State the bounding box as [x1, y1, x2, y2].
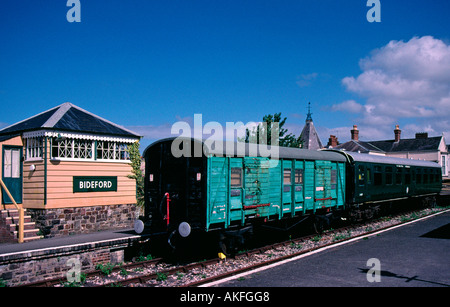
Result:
[0, 178, 24, 243]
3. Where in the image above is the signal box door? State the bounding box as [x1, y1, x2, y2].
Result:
[2, 146, 23, 204]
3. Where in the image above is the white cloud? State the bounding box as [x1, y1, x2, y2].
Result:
[296, 72, 319, 88]
[330, 100, 364, 113]
[333, 36, 450, 140]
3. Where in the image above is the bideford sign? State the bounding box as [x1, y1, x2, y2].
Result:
[73, 176, 117, 193]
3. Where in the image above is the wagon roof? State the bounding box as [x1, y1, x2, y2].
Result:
[145, 137, 347, 162]
[327, 150, 441, 168]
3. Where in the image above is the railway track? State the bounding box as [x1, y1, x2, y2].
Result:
[15, 205, 449, 287]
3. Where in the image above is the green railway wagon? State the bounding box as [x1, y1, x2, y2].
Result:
[141, 137, 346, 249]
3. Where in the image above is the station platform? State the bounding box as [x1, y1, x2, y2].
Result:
[0, 228, 143, 286]
[214, 210, 450, 287]
[0, 228, 141, 262]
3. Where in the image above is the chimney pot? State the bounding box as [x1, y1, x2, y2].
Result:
[351, 125, 359, 141]
[415, 132, 428, 139]
[327, 135, 338, 148]
[394, 125, 401, 142]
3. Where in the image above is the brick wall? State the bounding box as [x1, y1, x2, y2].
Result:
[28, 204, 137, 238]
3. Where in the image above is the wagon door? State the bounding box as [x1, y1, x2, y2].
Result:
[282, 160, 293, 214]
[229, 159, 243, 223]
[244, 157, 270, 213]
[314, 161, 332, 210]
[293, 160, 304, 214]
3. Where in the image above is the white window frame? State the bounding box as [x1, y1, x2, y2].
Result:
[96, 140, 130, 162]
[51, 137, 95, 162]
[25, 137, 44, 161]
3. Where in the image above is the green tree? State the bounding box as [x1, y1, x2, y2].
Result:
[242, 113, 301, 148]
[126, 141, 144, 209]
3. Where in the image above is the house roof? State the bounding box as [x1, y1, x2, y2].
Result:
[0, 102, 141, 138]
[369, 136, 442, 152]
[336, 136, 443, 153]
[335, 140, 384, 153]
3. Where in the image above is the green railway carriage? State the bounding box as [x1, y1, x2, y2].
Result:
[334, 151, 442, 206]
[140, 138, 346, 242]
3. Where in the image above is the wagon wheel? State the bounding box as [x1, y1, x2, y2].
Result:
[312, 216, 325, 234]
[312, 214, 331, 234]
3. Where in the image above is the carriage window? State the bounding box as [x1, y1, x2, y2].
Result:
[374, 166, 382, 186]
[423, 171, 429, 184]
[366, 168, 372, 185]
[358, 165, 365, 186]
[416, 169, 422, 184]
[405, 168, 411, 184]
[385, 166, 393, 185]
[435, 169, 441, 182]
[231, 168, 242, 187]
[396, 167, 403, 185]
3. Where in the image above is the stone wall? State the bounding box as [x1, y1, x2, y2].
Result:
[0, 242, 129, 287]
[28, 204, 137, 238]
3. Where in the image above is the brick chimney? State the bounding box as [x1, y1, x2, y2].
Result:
[415, 132, 428, 139]
[327, 135, 338, 148]
[351, 125, 359, 141]
[394, 125, 401, 142]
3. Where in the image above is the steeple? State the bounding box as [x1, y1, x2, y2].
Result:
[299, 102, 323, 150]
[306, 102, 313, 122]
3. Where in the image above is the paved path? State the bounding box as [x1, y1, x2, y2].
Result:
[212, 211, 450, 287]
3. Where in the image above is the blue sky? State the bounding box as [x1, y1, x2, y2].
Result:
[1, 0, 450, 150]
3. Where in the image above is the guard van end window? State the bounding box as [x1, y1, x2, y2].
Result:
[230, 167, 242, 197]
[284, 169, 291, 185]
[231, 168, 242, 187]
[331, 169, 337, 189]
[283, 169, 291, 192]
[294, 169, 303, 184]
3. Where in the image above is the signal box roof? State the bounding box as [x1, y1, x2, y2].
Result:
[0, 102, 141, 138]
